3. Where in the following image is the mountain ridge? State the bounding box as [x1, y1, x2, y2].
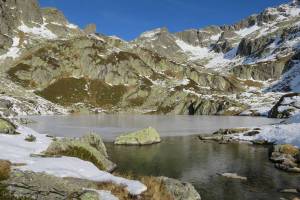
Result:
[0, 0, 299, 118]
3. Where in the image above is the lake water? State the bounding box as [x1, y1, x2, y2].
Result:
[26, 114, 281, 141]
[26, 114, 297, 200]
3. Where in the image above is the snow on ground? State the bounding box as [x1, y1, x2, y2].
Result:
[140, 28, 162, 38]
[234, 113, 300, 147]
[0, 125, 146, 195]
[235, 25, 260, 37]
[175, 39, 213, 60]
[18, 22, 57, 39]
[0, 37, 20, 60]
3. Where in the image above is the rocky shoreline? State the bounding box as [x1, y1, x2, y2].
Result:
[0, 117, 201, 200]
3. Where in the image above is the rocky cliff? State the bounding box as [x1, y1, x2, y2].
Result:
[0, 0, 299, 116]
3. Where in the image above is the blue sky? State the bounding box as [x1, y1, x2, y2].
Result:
[39, 0, 290, 40]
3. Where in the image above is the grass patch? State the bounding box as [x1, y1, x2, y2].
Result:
[96, 173, 172, 200]
[36, 78, 127, 108]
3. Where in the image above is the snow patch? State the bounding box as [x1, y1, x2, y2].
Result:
[0, 37, 20, 60]
[235, 25, 260, 37]
[176, 39, 212, 60]
[0, 125, 146, 195]
[18, 22, 57, 39]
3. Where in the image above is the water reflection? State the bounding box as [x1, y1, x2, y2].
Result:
[27, 114, 281, 141]
[106, 137, 300, 200]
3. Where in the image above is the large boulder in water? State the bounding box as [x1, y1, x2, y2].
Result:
[114, 127, 161, 145]
[44, 133, 116, 172]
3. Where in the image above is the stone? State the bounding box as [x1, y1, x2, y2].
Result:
[219, 173, 247, 181]
[84, 24, 97, 34]
[158, 176, 201, 200]
[213, 128, 250, 135]
[114, 127, 161, 145]
[44, 133, 116, 172]
[2, 170, 100, 200]
[0, 118, 17, 135]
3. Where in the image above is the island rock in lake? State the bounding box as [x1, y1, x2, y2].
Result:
[114, 127, 161, 145]
[44, 133, 116, 172]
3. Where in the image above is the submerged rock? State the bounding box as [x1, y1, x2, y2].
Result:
[0, 118, 17, 135]
[219, 173, 247, 180]
[158, 176, 201, 200]
[114, 127, 161, 145]
[44, 133, 116, 172]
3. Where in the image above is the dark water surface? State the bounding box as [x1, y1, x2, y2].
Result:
[106, 137, 300, 200]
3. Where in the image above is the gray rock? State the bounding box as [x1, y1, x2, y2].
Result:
[2, 170, 100, 200]
[84, 24, 97, 35]
[114, 127, 161, 145]
[158, 176, 201, 200]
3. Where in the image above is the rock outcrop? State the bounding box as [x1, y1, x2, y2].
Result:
[268, 93, 300, 118]
[0, 118, 17, 134]
[158, 176, 201, 200]
[270, 144, 300, 173]
[2, 170, 101, 200]
[44, 133, 116, 172]
[114, 127, 161, 145]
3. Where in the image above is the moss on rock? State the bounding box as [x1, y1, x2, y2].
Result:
[0, 118, 17, 135]
[114, 127, 161, 145]
[44, 133, 116, 172]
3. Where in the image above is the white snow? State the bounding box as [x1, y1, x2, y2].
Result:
[18, 22, 57, 39]
[66, 23, 78, 29]
[140, 28, 162, 38]
[0, 125, 146, 195]
[234, 112, 300, 147]
[235, 25, 260, 37]
[176, 39, 212, 60]
[0, 37, 21, 60]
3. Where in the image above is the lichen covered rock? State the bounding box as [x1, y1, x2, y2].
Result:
[0, 118, 17, 135]
[158, 176, 201, 200]
[114, 127, 161, 145]
[44, 133, 116, 172]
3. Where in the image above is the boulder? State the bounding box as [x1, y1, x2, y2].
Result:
[158, 176, 201, 200]
[270, 144, 300, 173]
[44, 133, 116, 172]
[114, 127, 161, 145]
[0, 118, 17, 135]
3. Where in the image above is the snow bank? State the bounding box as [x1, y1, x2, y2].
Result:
[0, 125, 146, 195]
[235, 114, 300, 147]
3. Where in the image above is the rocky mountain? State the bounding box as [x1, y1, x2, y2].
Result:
[0, 0, 299, 117]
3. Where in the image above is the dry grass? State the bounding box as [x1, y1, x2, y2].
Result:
[279, 144, 299, 156]
[242, 80, 264, 88]
[0, 160, 11, 181]
[96, 173, 172, 200]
